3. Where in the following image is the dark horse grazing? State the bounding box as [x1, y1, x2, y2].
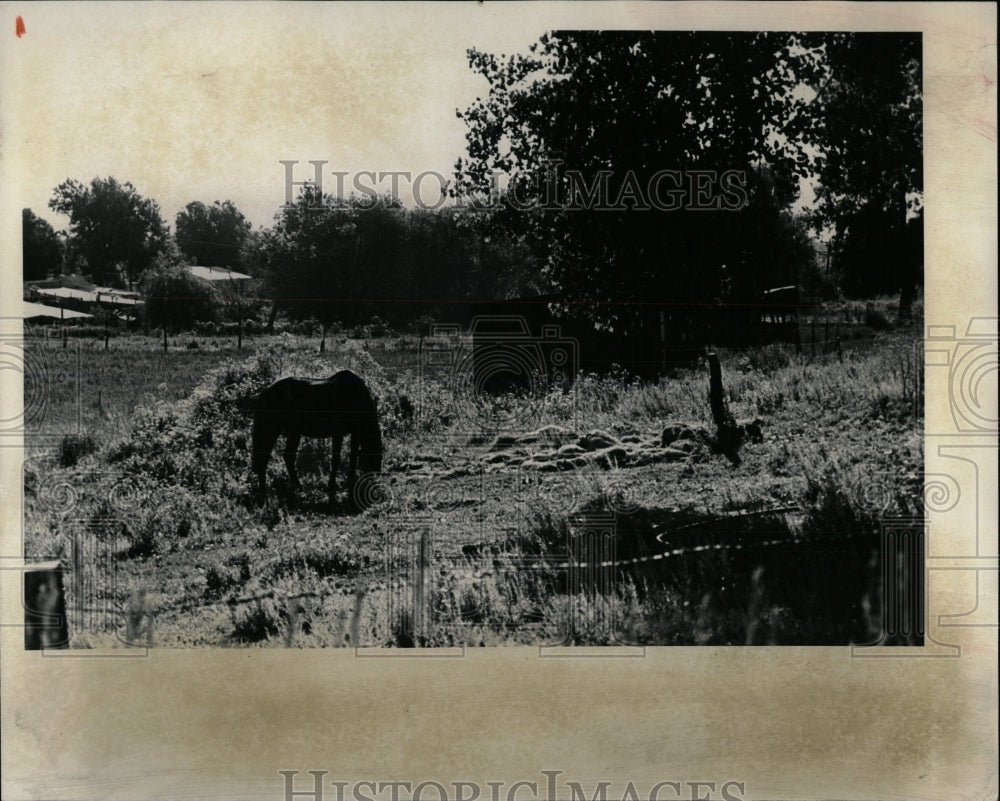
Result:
[251, 370, 383, 509]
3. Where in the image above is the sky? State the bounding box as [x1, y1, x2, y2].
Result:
[0, 4, 613, 232]
[1, 2, 836, 238]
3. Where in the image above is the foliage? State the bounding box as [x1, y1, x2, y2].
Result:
[22, 208, 64, 281]
[797, 33, 923, 305]
[454, 31, 824, 331]
[175, 200, 252, 271]
[255, 189, 542, 331]
[58, 434, 99, 467]
[48, 176, 169, 288]
[141, 255, 221, 332]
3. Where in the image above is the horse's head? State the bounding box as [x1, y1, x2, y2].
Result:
[358, 443, 383, 475]
[357, 413, 384, 475]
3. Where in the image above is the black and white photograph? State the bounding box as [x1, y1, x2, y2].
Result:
[1, 2, 996, 800]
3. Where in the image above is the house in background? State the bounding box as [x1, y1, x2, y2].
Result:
[184, 264, 253, 287]
[23, 273, 143, 324]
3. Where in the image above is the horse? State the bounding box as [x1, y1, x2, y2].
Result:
[251, 369, 383, 509]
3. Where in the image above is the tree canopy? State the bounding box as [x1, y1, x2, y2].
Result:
[796, 33, 923, 304]
[22, 209, 63, 281]
[175, 200, 252, 271]
[256, 187, 539, 331]
[453, 31, 922, 322]
[141, 254, 220, 333]
[48, 177, 169, 289]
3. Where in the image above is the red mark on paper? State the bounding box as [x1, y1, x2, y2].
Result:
[16, 15, 25, 37]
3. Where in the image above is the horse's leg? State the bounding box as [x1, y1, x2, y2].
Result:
[347, 435, 360, 498]
[283, 433, 301, 494]
[329, 433, 343, 506]
[251, 423, 279, 504]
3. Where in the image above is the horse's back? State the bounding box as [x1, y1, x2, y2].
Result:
[254, 370, 375, 436]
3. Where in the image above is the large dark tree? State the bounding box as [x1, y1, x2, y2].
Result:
[141, 254, 220, 333]
[255, 187, 540, 334]
[796, 33, 922, 309]
[175, 200, 252, 270]
[454, 31, 922, 331]
[22, 209, 63, 281]
[48, 177, 169, 289]
[453, 31, 822, 334]
[256, 186, 371, 338]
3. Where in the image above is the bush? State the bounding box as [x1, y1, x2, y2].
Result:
[865, 304, 893, 331]
[142, 260, 221, 332]
[58, 434, 98, 467]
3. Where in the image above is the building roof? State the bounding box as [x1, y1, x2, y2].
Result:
[34, 286, 100, 303]
[23, 301, 93, 320]
[92, 285, 142, 300]
[94, 292, 142, 306]
[186, 265, 253, 282]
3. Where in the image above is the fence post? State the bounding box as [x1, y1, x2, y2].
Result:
[412, 528, 429, 645]
[708, 352, 727, 429]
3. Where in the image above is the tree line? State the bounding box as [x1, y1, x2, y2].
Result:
[24, 31, 922, 336]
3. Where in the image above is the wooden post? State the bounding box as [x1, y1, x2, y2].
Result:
[284, 596, 298, 648]
[412, 528, 429, 645]
[708, 351, 742, 463]
[162, 325, 168, 353]
[707, 352, 728, 430]
[235, 280, 243, 351]
[24, 561, 68, 649]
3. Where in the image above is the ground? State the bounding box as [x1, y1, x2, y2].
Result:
[20, 302, 924, 647]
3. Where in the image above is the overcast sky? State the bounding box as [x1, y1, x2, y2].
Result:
[0, 2, 848, 238]
[2, 4, 637, 232]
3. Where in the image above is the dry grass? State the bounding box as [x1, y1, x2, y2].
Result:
[22, 311, 923, 647]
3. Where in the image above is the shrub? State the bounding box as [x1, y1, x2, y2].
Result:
[58, 434, 98, 467]
[864, 304, 893, 331]
[142, 260, 221, 332]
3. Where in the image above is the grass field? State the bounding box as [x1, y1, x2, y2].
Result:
[21, 303, 924, 647]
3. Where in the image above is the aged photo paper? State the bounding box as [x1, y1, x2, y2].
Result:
[1, 2, 996, 799]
